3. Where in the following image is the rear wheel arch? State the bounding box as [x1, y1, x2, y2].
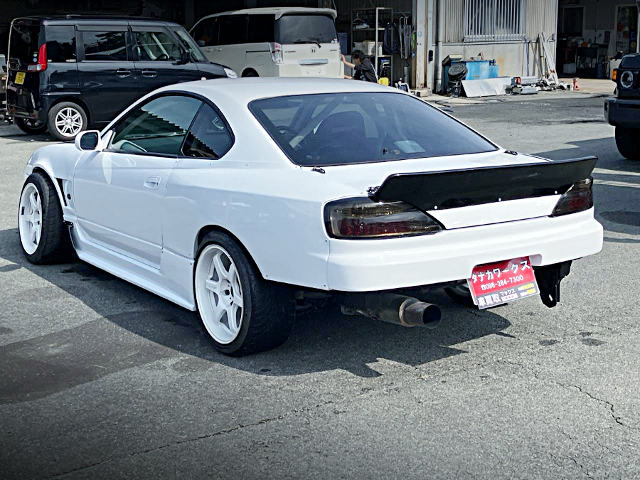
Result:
[48, 97, 92, 125]
[195, 225, 265, 278]
[242, 68, 259, 77]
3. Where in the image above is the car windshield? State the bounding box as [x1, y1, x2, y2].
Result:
[173, 28, 207, 63]
[250, 92, 498, 167]
[275, 15, 336, 44]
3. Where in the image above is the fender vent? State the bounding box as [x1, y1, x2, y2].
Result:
[56, 178, 67, 206]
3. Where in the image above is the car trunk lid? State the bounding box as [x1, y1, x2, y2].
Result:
[318, 151, 597, 229]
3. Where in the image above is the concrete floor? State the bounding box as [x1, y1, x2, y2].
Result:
[1, 94, 639, 479]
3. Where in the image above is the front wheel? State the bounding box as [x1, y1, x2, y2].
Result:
[47, 102, 88, 141]
[194, 232, 295, 356]
[615, 126, 640, 160]
[18, 172, 72, 264]
[14, 118, 48, 135]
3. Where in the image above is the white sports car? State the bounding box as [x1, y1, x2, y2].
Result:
[18, 78, 603, 355]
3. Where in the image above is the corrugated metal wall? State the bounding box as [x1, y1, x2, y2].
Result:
[441, 0, 557, 44]
[526, 0, 557, 40]
[442, 0, 465, 43]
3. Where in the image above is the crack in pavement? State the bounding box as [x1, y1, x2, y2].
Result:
[40, 400, 335, 480]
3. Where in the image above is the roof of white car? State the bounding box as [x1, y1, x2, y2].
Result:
[166, 77, 398, 104]
[195, 7, 337, 21]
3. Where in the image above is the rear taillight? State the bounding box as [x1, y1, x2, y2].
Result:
[27, 44, 47, 72]
[269, 42, 283, 64]
[551, 178, 593, 217]
[324, 198, 442, 239]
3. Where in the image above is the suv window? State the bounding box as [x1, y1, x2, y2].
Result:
[83, 31, 128, 61]
[219, 15, 247, 45]
[110, 95, 202, 156]
[275, 15, 337, 44]
[247, 15, 275, 43]
[182, 104, 233, 159]
[134, 31, 181, 61]
[46, 26, 76, 63]
[192, 17, 219, 47]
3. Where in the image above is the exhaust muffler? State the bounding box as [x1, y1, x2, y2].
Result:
[340, 293, 442, 329]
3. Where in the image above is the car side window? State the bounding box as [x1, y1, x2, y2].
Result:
[134, 30, 181, 61]
[219, 15, 247, 45]
[45, 26, 76, 63]
[182, 103, 234, 159]
[247, 15, 275, 43]
[109, 95, 202, 156]
[193, 18, 219, 47]
[82, 31, 128, 61]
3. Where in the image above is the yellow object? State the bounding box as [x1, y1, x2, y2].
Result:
[15, 72, 25, 85]
[612, 68, 618, 81]
[378, 77, 389, 86]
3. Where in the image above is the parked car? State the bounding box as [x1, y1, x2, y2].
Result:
[18, 78, 603, 355]
[6, 16, 235, 141]
[605, 53, 640, 159]
[190, 8, 341, 79]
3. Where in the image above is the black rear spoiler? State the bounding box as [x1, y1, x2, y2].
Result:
[371, 156, 597, 211]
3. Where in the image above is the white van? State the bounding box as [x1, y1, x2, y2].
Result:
[190, 8, 342, 78]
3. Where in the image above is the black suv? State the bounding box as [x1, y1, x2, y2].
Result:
[605, 53, 640, 160]
[6, 16, 235, 140]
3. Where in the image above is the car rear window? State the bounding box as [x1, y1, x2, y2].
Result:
[9, 22, 40, 68]
[250, 92, 498, 167]
[275, 15, 336, 45]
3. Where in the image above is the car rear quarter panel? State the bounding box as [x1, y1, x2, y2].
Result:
[163, 162, 352, 290]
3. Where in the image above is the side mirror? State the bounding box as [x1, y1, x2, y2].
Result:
[75, 130, 101, 151]
[197, 40, 205, 47]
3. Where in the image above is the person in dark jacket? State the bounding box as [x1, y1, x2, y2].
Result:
[341, 50, 377, 83]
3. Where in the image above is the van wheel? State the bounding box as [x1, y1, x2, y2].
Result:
[194, 232, 295, 356]
[242, 70, 258, 77]
[47, 102, 88, 141]
[14, 118, 48, 135]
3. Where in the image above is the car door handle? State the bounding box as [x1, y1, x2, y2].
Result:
[116, 69, 132, 78]
[141, 69, 157, 78]
[144, 176, 161, 189]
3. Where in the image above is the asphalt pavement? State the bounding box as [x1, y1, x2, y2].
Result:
[1, 92, 639, 479]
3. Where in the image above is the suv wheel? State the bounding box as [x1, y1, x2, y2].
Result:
[14, 118, 48, 135]
[47, 102, 88, 141]
[615, 126, 640, 160]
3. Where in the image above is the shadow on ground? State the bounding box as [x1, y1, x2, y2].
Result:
[0, 227, 514, 404]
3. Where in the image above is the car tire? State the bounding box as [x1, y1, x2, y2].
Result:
[615, 126, 640, 160]
[47, 102, 88, 141]
[194, 232, 295, 356]
[18, 172, 72, 264]
[242, 70, 258, 77]
[14, 118, 48, 135]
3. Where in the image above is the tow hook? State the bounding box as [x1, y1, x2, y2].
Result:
[534, 261, 572, 308]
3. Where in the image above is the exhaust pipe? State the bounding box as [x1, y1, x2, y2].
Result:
[340, 293, 442, 329]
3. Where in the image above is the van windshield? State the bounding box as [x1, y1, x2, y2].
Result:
[250, 92, 498, 167]
[9, 22, 40, 69]
[275, 15, 336, 45]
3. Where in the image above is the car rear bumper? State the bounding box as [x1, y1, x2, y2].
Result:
[6, 85, 47, 123]
[326, 209, 603, 292]
[605, 96, 640, 128]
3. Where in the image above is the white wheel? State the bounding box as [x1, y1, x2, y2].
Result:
[18, 183, 42, 255]
[195, 244, 244, 344]
[54, 107, 84, 138]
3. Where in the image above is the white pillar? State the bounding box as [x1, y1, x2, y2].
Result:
[413, 0, 427, 89]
